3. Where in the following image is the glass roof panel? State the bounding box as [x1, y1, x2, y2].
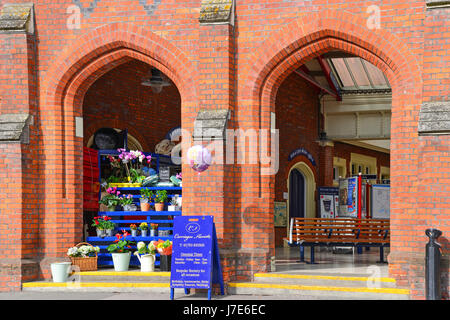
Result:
[345, 58, 371, 87]
[330, 58, 355, 87]
[362, 60, 389, 87]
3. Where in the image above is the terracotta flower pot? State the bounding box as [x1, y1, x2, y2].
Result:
[155, 203, 164, 211]
[140, 202, 150, 211]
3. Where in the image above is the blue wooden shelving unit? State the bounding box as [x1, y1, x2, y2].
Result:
[86, 149, 182, 268]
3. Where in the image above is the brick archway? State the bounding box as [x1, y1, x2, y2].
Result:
[39, 24, 197, 274]
[240, 10, 422, 287]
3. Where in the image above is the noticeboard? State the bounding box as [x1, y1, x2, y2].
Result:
[371, 185, 390, 219]
[170, 215, 224, 300]
[318, 187, 339, 218]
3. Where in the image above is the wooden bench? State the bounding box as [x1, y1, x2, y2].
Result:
[288, 217, 390, 264]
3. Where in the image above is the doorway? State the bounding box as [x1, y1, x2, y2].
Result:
[289, 169, 305, 219]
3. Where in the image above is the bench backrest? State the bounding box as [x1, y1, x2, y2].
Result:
[289, 217, 390, 244]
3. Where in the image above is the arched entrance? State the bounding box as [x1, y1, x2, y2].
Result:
[240, 10, 421, 285]
[39, 24, 198, 272]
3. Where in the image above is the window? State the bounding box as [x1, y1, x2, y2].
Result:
[333, 157, 347, 187]
[350, 153, 377, 180]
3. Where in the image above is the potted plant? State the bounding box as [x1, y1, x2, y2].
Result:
[153, 190, 168, 211]
[140, 188, 153, 211]
[107, 230, 134, 272]
[130, 224, 138, 237]
[102, 215, 115, 237]
[134, 241, 157, 272]
[156, 239, 173, 271]
[168, 195, 179, 211]
[99, 187, 121, 211]
[120, 194, 136, 211]
[67, 242, 100, 271]
[150, 223, 158, 237]
[139, 222, 148, 237]
[108, 149, 151, 187]
[92, 216, 106, 237]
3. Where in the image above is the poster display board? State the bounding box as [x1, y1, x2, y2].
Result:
[338, 177, 358, 218]
[371, 185, 390, 219]
[170, 215, 224, 300]
[274, 202, 287, 227]
[318, 187, 339, 218]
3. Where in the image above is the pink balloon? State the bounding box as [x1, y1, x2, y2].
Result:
[187, 145, 212, 173]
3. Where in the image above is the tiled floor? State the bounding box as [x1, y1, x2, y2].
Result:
[273, 246, 390, 277]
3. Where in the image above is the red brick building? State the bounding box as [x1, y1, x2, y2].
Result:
[0, 0, 448, 300]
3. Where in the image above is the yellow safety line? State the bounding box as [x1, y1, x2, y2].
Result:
[73, 271, 170, 277]
[228, 282, 410, 295]
[253, 273, 396, 283]
[23, 282, 169, 288]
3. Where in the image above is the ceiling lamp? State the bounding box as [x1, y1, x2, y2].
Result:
[141, 68, 170, 93]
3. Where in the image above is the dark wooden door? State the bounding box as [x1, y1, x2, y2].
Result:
[289, 169, 305, 219]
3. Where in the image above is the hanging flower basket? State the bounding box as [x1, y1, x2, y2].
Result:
[67, 242, 99, 271]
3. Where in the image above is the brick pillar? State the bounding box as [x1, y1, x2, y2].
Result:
[319, 142, 335, 187]
[184, 1, 238, 286]
[388, 1, 450, 300]
[0, 3, 40, 291]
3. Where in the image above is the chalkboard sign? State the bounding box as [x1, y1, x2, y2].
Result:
[159, 166, 170, 182]
[170, 215, 224, 300]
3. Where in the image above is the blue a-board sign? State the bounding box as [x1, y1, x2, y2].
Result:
[170, 215, 224, 300]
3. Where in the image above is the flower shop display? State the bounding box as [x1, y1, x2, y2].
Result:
[139, 222, 148, 237]
[107, 230, 135, 271]
[130, 224, 138, 237]
[187, 145, 212, 174]
[140, 188, 153, 211]
[67, 242, 100, 271]
[150, 223, 158, 237]
[98, 187, 121, 211]
[156, 239, 173, 271]
[107, 149, 152, 187]
[134, 241, 157, 272]
[154, 189, 168, 211]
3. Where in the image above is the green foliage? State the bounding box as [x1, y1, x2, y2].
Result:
[154, 190, 168, 203]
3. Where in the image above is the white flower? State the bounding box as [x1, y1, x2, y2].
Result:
[137, 241, 146, 250]
[67, 247, 78, 257]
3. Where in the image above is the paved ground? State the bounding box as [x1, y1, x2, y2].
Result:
[0, 291, 337, 300]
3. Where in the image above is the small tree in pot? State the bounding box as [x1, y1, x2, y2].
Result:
[153, 190, 168, 211]
[140, 188, 153, 211]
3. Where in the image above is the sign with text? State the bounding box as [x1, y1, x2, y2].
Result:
[170, 215, 214, 289]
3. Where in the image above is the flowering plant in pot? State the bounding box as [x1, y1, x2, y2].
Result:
[139, 222, 149, 237]
[153, 190, 168, 211]
[107, 230, 135, 272]
[99, 187, 121, 211]
[129, 224, 138, 237]
[140, 188, 153, 211]
[155, 239, 173, 271]
[117, 149, 152, 185]
[150, 223, 158, 237]
[120, 194, 136, 211]
[92, 216, 114, 237]
[102, 216, 115, 237]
